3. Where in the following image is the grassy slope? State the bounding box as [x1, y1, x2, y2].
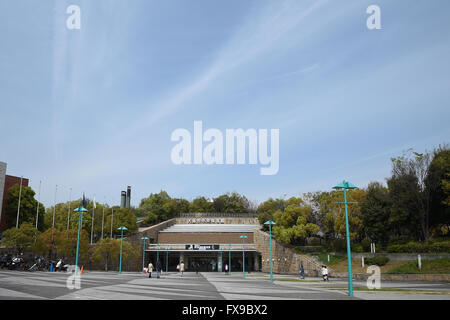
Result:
[311, 255, 450, 274]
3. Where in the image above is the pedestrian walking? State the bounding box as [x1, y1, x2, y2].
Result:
[156, 260, 162, 278]
[299, 263, 305, 280]
[224, 263, 228, 274]
[148, 262, 154, 278]
[56, 259, 62, 272]
[322, 265, 329, 281]
[195, 262, 199, 274]
[180, 261, 185, 277]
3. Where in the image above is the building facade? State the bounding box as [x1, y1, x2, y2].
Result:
[0, 161, 29, 232]
[143, 213, 262, 272]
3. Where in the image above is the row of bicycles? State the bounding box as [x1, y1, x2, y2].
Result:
[0, 254, 60, 271]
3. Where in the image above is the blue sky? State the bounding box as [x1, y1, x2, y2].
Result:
[1, 0, 449, 208]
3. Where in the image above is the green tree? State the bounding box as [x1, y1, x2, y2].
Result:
[105, 207, 138, 238]
[163, 198, 190, 219]
[4, 185, 45, 231]
[213, 192, 252, 213]
[55, 229, 90, 261]
[425, 146, 450, 235]
[1, 222, 39, 254]
[91, 239, 138, 271]
[361, 182, 391, 244]
[388, 150, 433, 240]
[138, 191, 172, 224]
[272, 197, 320, 245]
[189, 197, 215, 213]
[257, 198, 285, 228]
[91, 238, 120, 271]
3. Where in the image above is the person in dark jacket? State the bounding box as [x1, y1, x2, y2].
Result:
[299, 264, 305, 280]
[156, 260, 162, 278]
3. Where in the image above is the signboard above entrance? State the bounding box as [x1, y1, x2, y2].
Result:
[185, 244, 220, 250]
[188, 218, 225, 224]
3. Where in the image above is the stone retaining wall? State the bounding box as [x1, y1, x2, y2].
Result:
[253, 229, 323, 276]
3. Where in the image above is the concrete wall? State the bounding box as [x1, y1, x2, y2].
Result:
[127, 219, 177, 244]
[253, 229, 323, 276]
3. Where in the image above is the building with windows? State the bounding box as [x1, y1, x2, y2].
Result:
[0, 161, 29, 231]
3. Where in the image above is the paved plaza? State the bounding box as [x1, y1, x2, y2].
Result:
[0, 270, 449, 300]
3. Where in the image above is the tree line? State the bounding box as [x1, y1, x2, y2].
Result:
[1, 145, 448, 257]
[258, 146, 450, 250]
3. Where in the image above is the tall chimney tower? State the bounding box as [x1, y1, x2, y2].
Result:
[126, 186, 131, 208]
[120, 191, 126, 208]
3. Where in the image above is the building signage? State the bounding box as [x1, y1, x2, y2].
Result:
[188, 218, 225, 224]
[185, 244, 220, 250]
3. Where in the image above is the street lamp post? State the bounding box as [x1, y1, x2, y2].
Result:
[220, 248, 223, 272]
[228, 243, 231, 275]
[240, 235, 247, 278]
[117, 226, 128, 274]
[141, 236, 149, 273]
[264, 220, 276, 283]
[333, 180, 358, 297]
[73, 196, 88, 276]
[166, 248, 169, 273]
[156, 243, 160, 264]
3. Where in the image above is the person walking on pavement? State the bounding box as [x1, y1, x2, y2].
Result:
[56, 259, 62, 272]
[156, 260, 162, 278]
[195, 262, 199, 274]
[322, 265, 329, 281]
[148, 261, 154, 278]
[224, 263, 228, 274]
[299, 263, 305, 280]
[180, 261, 185, 277]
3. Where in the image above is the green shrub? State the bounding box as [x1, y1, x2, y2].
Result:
[308, 238, 322, 246]
[295, 246, 325, 254]
[365, 256, 389, 266]
[360, 238, 372, 252]
[331, 239, 347, 253]
[351, 244, 364, 253]
[387, 241, 450, 253]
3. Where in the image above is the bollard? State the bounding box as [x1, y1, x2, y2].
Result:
[418, 255, 422, 270]
[362, 256, 365, 268]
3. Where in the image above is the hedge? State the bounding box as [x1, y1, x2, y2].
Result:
[364, 256, 389, 266]
[386, 241, 450, 253]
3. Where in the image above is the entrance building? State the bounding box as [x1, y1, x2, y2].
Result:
[145, 213, 262, 272]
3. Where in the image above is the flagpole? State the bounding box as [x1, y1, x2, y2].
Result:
[101, 196, 105, 240]
[16, 176, 23, 228]
[110, 207, 114, 238]
[91, 195, 95, 245]
[35, 180, 41, 229]
[52, 184, 57, 229]
[67, 187, 72, 230]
